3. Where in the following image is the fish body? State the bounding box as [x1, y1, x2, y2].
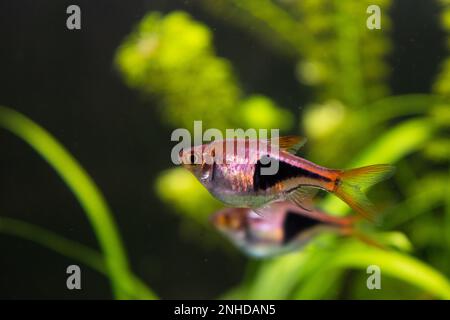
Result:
[181, 138, 337, 206]
[210, 202, 355, 258]
[180, 137, 395, 220]
[209, 150, 337, 208]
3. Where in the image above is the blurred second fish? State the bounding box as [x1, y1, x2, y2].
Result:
[210, 202, 363, 258]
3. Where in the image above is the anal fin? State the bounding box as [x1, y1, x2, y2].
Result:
[252, 206, 275, 218]
[286, 187, 318, 211]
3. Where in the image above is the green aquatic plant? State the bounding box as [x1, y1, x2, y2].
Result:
[3, 0, 449, 300]
[116, 10, 295, 233]
[155, 168, 222, 227]
[434, 0, 450, 95]
[227, 236, 450, 300]
[201, 0, 391, 105]
[0, 217, 152, 299]
[232, 117, 450, 299]
[115, 11, 293, 131]
[200, 0, 392, 169]
[321, 117, 437, 214]
[0, 106, 156, 299]
[114, 3, 450, 300]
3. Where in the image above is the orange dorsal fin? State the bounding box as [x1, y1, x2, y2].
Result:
[271, 136, 307, 155]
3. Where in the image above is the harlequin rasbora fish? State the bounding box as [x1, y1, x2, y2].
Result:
[210, 202, 361, 258]
[179, 136, 395, 221]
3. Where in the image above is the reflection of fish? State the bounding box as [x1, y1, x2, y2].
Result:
[210, 202, 358, 258]
[180, 137, 395, 220]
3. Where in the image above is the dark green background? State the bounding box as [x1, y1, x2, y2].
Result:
[0, 0, 445, 298]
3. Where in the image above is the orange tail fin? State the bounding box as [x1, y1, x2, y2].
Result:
[334, 164, 395, 222]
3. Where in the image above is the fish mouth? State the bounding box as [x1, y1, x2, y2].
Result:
[209, 212, 223, 227]
[178, 152, 192, 169]
[209, 208, 234, 229]
[178, 149, 185, 165]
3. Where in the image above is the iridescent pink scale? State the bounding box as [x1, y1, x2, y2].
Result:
[181, 138, 336, 208]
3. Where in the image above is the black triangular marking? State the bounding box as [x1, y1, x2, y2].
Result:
[253, 155, 330, 191]
[282, 210, 322, 244]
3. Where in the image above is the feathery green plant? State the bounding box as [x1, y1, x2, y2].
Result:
[3, 0, 450, 300]
[115, 11, 293, 131]
[113, 2, 450, 299]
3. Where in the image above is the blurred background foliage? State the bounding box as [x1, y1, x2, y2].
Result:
[0, 0, 449, 299]
[115, 0, 450, 299]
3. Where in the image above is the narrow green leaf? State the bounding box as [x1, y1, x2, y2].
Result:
[0, 106, 156, 299]
[0, 217, 154, 299]
[321, 118, 435, 215]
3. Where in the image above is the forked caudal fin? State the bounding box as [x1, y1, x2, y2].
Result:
[334, 164, 396, 222]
